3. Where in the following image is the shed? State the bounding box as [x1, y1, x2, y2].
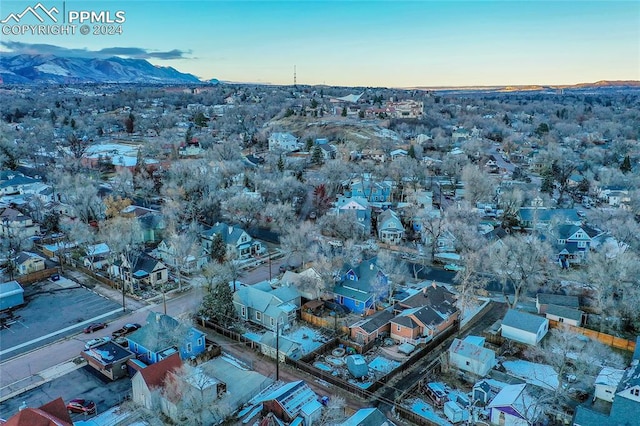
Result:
[0, 280, 24, 311]
[545, 304, 584, 326]
[501, 309, 548, 346]
[346, 354, 369, 379]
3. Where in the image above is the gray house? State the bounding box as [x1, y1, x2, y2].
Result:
[501, 309, 548, 346]
[201, 222, 264, 260]
[377, 209, 405, 244]
[233, 281, 301, 331]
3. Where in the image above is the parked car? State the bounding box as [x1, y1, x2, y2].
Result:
[66, 399, 96, 414]
[83, 322, 107, 333]
[444, 263, 464, 272]
[85, 336, 111, 350]
[111, 323, 141, 338]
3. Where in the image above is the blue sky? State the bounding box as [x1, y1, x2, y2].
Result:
[1, 1, 638, 87]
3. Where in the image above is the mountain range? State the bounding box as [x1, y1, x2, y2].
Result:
[0, 54, 202, 84]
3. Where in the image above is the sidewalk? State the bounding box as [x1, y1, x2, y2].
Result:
[1, 359, 86, 402]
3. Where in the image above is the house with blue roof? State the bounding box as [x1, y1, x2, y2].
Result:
[126, 311, 206, 364]
[233, 281, 301, 331]
[333, 195, 372, 236]
[201, 222, 264, 260]
[551, 224, 603, 266]
[377, 209, 405, 244]
[349, 179, 393, 203]
[333, 258, 389, 314]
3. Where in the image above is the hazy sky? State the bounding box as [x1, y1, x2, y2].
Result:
[1, 0, 638, 87]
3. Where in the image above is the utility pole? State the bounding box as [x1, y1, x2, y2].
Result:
[268, 250, 272, 283]
[276, 321, 280, 381]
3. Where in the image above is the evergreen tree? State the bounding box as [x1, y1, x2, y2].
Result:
[311, 145, 324, 165]
[408, 145, 416, 159]
[194, 111, 208, 127]
[125, 113, 135, 133]
[341, 107, 347, 117]
[210, 233, 226, 263]
[620, 155, 632, 173]
[277, 155, 285, 173]
[541, 167, 555, 194]
[201, 279, 237, 327]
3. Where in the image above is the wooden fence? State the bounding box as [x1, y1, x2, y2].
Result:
[16, 268, 60, 286]
[549, 320, 636, 352]
[72, 264, 119, 288]
[300, 311, 349, 334]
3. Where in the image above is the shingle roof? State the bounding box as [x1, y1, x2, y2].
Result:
[546, 304, 583, 322]
[351, 309, 395, 334]
[127, 312, 203, 353]
[138, 352, 182, 389]
[536, 294, 580, 308]
[202, 222, 247, 245]
[449, 338, 495, 363]
[3, 397, 73, 426]
[502, 309, 547, 334]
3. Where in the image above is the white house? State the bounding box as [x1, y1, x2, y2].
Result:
[448, 336, 496, 377]
[268, 132, 300, 152]
[488, 383, 539, 426]
[594, 366, 625, 403]
[501, 310, 548, 346]
[377, 209, 404, 244]
[545, 304, 584, 327]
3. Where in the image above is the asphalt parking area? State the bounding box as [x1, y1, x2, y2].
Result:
[0, 364, 132, 421]
[0, 277, 123, 360]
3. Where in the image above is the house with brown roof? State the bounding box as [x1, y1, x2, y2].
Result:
[131, 352, 183, 410]
[1, 397, 73, 426]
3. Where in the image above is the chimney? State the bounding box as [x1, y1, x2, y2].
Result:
[19, 401, 27, 411]
[228, 226, 233, 235]
[432, 280, 437, 289]
[422, 287, 427, 296]
[155, 312, 161, 322]
[369, 263, 374, 271]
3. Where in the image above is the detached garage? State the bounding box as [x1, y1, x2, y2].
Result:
[0, 280, 25, 311]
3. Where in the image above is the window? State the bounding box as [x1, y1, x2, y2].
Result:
[156, 272, 162, 280]
[133, 343, 138, 352]
[256, 312, 262, 321]
[270, 317, 275, 326]
[397, 325, 401, 331]
[241, 307, 246, 318]
[197, 338, 203, 346]
[578, 241, 586, 248]
[559, 317, 564, 323]
[465, 361, 470, 366]
[186, 343, 192, 353]
[355, 301, 360, 307]
[632, 388, 640, 397]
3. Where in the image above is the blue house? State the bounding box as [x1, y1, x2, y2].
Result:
[333, 258, 389, 314]
[126, 312, 206, 365]
[349, 180, 393, 203]
[334, 196, 372, 236]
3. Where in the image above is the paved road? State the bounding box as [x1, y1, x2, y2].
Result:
[0, 285, 205, 401]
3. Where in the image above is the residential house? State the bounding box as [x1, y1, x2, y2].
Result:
[1, 397, 73, 426]
[0, 173, 41, 196]
[83, 243, 111, 270]
[377, 209, 405, 245]
[349, 309, 395, 345]
[82, 340, 136, 380]
[0, 280, 24, 311]
[501, 310, 548, 346]
[340, 407, 396, 426]
[333, 196, 372, 236]
[127, 311, 206, 364]
[333, 258, 389, 315]
[390, 149, 408, 160]
[156, 239, 208, 274]
[593, 366, 625, 403]
[448, 336, 496, 377]
[597, 185, 631, 208]
[488, 383, 540, 426]
[389, 283, 460, 345]
[258, 381, 323, 426]
[259, 331, 303, 361]
[280, 268, 325, 301]
[110, 252, 168, 291]
[536, 294, 580, 314]
[517, 207, 581, 230]
[386, 100, 424, 119]
[14, 251, 45, 275]
[572, 357, 640, 426]
[121, 205, 166, 243]
[552, 224, 603, 266]
[201, 222, 264, 260]
[349, 179, 393, 203]
[545, 304, 584, 327]
[269, 132, 301, 152]
[0, 207, 40, 238]
[233, 281, 301, 331]
[131, 352, 183, 411]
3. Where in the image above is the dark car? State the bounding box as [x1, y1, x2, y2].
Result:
[67, 399, 96, 414]
[83, 322, 107, 334]
[111, 323, 141, 338]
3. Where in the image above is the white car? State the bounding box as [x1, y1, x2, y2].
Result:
[444, 263, 464, 272]
[85, 336, 111, 350]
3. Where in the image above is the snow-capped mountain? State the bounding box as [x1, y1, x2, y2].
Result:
[0, 54, 202, 84]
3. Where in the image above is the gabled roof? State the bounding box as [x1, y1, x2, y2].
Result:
[350, 309, 395, 334]
[398, 284, 457, 316]
[202, 222, 248, 245]
[3, 397, 73, 426]
[488, 384, 536, 421]
[127, 312, 203, 353]
[536, 293, 579, 308]
[502, 310, 547, 334]
[14, 251, 44, 265]
[234, 284, 300, 315]
[545, 304, 583, 322]
[256, 381, 318, 419]
[449, 338, 495, 363]
[339, 257, 386, 293]
[137, 352, 182, 389]
[130, 253, 164, 274]
[378, 209, 404, 232]
[340, 407, 394, 426]
[595, 366, 625, 387]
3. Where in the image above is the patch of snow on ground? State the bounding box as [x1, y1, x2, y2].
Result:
[35, 63, 70, 76]
[222, 353, 250, 371]
[351, 132, 370, 140]
[374, 128, 400, 141]
[460, 298, 491, 327]
[368, 356, 400, 374]
[284, 326, 327, 354]
[503, 360, 558, 390]
[409, 399, 453, 426]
